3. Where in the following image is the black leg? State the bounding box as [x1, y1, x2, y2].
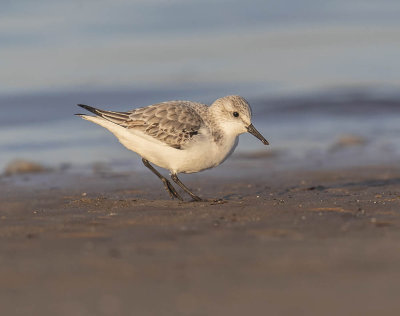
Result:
[142, 158, 183, 201]
[171, 173, 202, 201]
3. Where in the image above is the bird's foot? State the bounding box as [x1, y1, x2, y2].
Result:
[190, 195, 203, 202]
[161, 178, 183, 201]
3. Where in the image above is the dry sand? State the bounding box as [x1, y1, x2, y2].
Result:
[1, 164, 400, 315]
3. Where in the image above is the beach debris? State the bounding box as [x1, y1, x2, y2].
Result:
[306, 185, 326, 191]
[3, 159, 49, 176]
[26, 233, 36, 239]
[330, 134, 367, 151]
[210, 199, 227, 205]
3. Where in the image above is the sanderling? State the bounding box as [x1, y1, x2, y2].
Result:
[76, 95, 269, 201]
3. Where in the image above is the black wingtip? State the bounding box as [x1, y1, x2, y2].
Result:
[76, 104, 100, 116]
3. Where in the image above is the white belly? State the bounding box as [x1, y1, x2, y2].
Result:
[167, 136, 239, 174]
[82, 115, 238, 174]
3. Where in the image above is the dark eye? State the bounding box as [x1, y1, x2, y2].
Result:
[233, 112, 239, 117]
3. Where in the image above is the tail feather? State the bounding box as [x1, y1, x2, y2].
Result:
[77, 104, 101, 116]
[76, 104, 130, 125]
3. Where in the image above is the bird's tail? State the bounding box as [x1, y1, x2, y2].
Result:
[75, 104, 130, 126]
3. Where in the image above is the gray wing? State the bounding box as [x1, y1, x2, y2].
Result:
[78, 101, 205, 149]
[126, 101, 206, 149]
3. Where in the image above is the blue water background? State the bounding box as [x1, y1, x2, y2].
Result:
[1, 89, 400, 173]
[1, 0, 400, 172]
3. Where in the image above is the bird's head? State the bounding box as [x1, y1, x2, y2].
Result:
[210, 95, 269, 145]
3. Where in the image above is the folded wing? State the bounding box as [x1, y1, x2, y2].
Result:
[77, 101, 204, 149]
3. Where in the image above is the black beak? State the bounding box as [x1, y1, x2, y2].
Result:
[247, 124, 269, 145]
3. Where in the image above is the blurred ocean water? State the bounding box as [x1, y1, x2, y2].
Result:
[1, 89, 400, 172]
[1, 0, 400, 172]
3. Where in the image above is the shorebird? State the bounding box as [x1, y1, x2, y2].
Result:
[76, 95, 268, 201]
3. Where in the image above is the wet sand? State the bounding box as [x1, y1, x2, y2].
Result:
[1, 164, 400, 315]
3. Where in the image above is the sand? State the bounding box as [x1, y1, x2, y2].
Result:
[1, 164, 400, 315]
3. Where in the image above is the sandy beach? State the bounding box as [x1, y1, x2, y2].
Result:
[1, 162, 400, 315]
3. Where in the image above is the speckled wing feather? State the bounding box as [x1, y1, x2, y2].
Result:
[125, 101, 205, 149]
[78, 102, 206, 149]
